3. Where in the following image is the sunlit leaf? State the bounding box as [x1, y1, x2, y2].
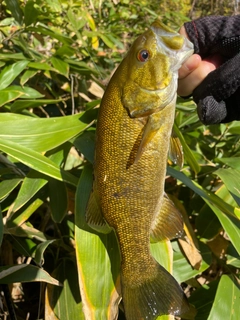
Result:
[0, 61, 29, 90]
[75, 165, 121, 320]
[215, 168, 240, 206]
[208, 275, 240, 320]
[0, 112, 92, 153]
[0, 138, 78, 186]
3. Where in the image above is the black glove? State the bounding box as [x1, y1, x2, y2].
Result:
[184, 15, 240, 124]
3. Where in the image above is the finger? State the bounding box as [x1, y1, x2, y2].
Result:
[178, 59, 216, 97]
[178, 54, 201, 80]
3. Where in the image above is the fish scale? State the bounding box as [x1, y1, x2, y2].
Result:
[86, 20, 195, 320]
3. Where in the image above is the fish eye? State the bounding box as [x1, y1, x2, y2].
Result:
[137, 49, 150, 62]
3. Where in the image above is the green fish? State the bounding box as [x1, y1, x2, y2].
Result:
[86, 20, 194, 320]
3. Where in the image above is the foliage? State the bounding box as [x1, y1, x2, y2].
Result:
[0, 1, 239, 320]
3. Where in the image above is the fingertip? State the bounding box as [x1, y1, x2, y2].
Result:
[178, 54, 201, 79]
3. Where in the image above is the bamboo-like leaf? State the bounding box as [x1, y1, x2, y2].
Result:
[13, 170, 48, 212]
[0, 138, 77, 186]
[207, 275, 240, 320]
[0, 61, 29, 90]
[215, 168, 240, 206]
[45, 259, 84, 320]
[7, 223, 47, 242]
[188, 280, 219, 320]
[0, 207, 3, 247]
[75, 165, 121, 320]
[48, 178, 68, 223]
[51, 57, 69, 78]
[168, 167, 240, 255]
[0, 112, 91, 153]
[0, 264, 60, 285]
[5, 0, 23, 24]
[0, 90, 24, 107]
[172, 241, 212, 283]
[0, 178, 22, 200]
[11, 98, 63, 112]
[35, 240, 56, 267]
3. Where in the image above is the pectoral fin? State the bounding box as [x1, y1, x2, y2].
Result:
[169, 129, 184, 168]
[150, 193, 183, 242]
[134, 113, 160, 163]
[86, 190, 112, 234]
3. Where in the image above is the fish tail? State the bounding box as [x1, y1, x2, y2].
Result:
[121, 260, 195, 320]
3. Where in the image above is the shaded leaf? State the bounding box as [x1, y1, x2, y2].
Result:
[11, 98, 63, 112]
[51, 57, 69, 78]
[35, 240, 56, 267]
[48, 178, 68, 223]
[45, 259, 84, 320]
[0, 264, 60, 285]
[0, 178, 22, 200]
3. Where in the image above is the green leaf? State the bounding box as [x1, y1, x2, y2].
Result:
[27, 24, 73, 46]
[48, 178, 68, 223]
[0, 138, 78, 186]
[75, 165, 121, 320]
[24, 0, 39, 26]
[208, 275, 240, 320]
[5, 0, 23, 24]
[11, 98, 63, 112]
[73, 130, 95, 164]
[5, 85, 44, 99]
[215, 168, 240, 206]
[0, 178, 22, 200]
[28, 61, 55, 71]
[188, 280, 219, 320]
[0, 112, 92, 153]
[218, 157, 240, 170]
[0, 264, 60, 285]
[172, 241, 211, 283]
[0, 61, 29, 90]
[45, 259, 84, 319]
[20, 69, 38, 86]
[0, 207, 3, 247]
[7, 223, 47, 242]
[0, 89, 24, 107]
[34, 240, 56, 267]
[168, 167, 240, 255]
[12, 170, 48, 212]
[51, 57, 69, 78]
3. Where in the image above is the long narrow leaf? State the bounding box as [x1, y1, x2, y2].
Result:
[0, 138, 78, 186]
[0, 112, 92, 152]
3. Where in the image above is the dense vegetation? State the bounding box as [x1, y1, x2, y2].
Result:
[0, 1, 239, 319]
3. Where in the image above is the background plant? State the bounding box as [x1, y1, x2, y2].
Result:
[0, 1, 239, 320]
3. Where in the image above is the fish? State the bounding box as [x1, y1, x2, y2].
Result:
[86, 20, 194, 320]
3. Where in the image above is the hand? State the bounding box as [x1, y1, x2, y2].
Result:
[177, 16, 240, 124]
[178, 27, 218, 98]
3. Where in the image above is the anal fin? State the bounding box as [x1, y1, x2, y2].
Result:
[86, 190, 111, 234]
[150, 193, 183, 242]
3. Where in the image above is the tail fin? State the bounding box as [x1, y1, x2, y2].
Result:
[121, 261, 195, 320]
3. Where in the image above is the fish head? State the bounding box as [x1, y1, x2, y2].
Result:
[122, 20, 193, 118]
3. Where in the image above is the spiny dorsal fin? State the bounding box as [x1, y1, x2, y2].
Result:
[150, 193, 184, 242]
